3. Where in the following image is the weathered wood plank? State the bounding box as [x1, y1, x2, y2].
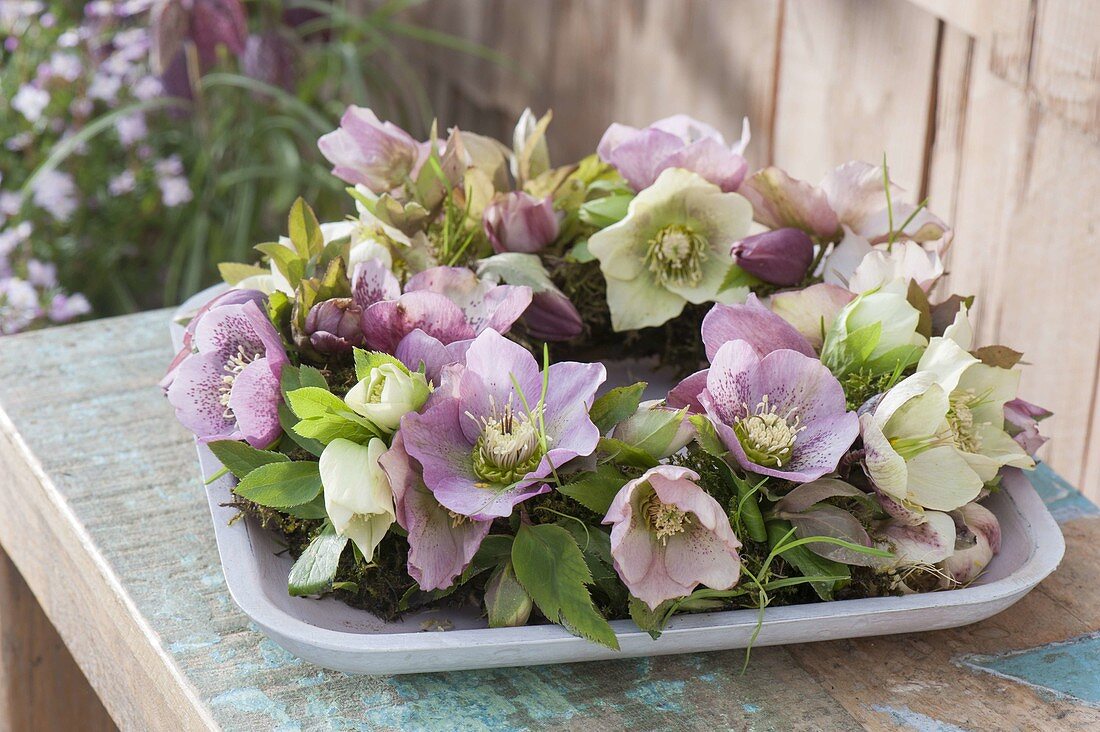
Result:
[0, 550, 116, 732]
[771, 0, 940, 192]
[1030, 0, 1100, 138]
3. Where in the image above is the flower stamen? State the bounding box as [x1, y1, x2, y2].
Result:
[733, 395, 804, 468]
[645, 224, 708, 287]
[218, 344, 260, 419]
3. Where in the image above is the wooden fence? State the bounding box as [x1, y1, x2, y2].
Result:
[401, 0, 1100, 500]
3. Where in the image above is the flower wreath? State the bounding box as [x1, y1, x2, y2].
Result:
[163, 108, 1049, 647]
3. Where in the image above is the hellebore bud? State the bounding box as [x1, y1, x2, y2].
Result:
[305, 297, 365, 353]
[522, 290, 584, 342]
[731, 228, 815, 286]
[344, 363, 431, 434]
[611, 400, 694, 459]
[483, 192, 561, 254]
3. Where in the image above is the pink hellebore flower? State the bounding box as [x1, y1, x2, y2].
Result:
[739, 161, 948, 244]
[360, 266, 533, 354]
[318, 106, 422, 192]
[1003, 398, 1052, 456]
[667, 295, 815, 413]
[700, 340, 859, 482]
[604, 465, 741, 610]
[597, 115, 750, 193]
[379, 431, 492, 591]
[483, 192, 561, 254]
[731, 228, 815, 287]
[165, 298, 288, 448]
[401, 329, 605, 520]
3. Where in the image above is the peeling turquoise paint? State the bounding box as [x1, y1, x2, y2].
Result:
[1029, 463, 1100, 522]
[960, 632, 1100, 707]
[624, 678, 686, 713]
[871, 705, 969, 731]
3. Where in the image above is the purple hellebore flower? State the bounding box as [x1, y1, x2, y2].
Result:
[305, 297, 365, 354]
[318, 106, 422, 193]
[400, 329, 605, 520]
[394, 329, 472, 385]
[731, 228, 815, 286]
[597, 115, 749, 193]
[166, 299, 288, 448]
[667, 296, 815, 413]
[604, 465, 741, 610]
[361, 266, 532, 354]
[161, 288, 267, 391]
[379, 431, 493, 591]
[1004, 398, 1052, 456]
[523, 290, 584, 342]
[699, 340, 859, 482]
[482, 192, 561, 254]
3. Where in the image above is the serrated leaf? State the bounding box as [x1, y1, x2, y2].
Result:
[559, 520, 626, 608]
[717, 263, 762, 293]
[288, 197, 323, 258]
[353, 348, 407, 381]
[293, 413, 377, 445]
[289, 524, 348, 596]
[628, 595, 676, 639]
[285, 386, 347, 420]
[278, 403, 324, 457]
[234, 461, 322, 508]
[299, 365, 329, 389]
[558, 464, 627, 515]
[284, 493, 328, 520]
[207, 440, 289, 480]
[218, 262, 268, 286]
[589, 383, 646, 433]
[511, 524, 619, 650]
[597, 437, 659, 469]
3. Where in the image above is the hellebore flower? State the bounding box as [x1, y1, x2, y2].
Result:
[344, 361, 431, 434]
[699, 340, 859, 481]
[843, 238, 944, 294]
[731, 228, 815, 286]
[393, 329, 472, 386]
[318, 437, 395, 561]
[318, 106, 422, 193]
[305, 297, 365, 354]
[611, 400, 695, 459]
[379, 432, 492, 591]
[769, 283, 854, 349]
[740, 161, 948, 244]
[162, 287, 267, 390]
[941, 502, 1000, 585]
[604, 465, 741, 610]
[523, 290, 584, 342]
[870, 510, 958, 572]
[587, 168, 753, 331]
[913, 307, 1034, 481]
[166, 299, 288, 448]
[361, 266, 532, 353]
[667, 295, 814, 413]
[597, 115, 750, 192]
[1004, 398, 1051, 456]
[820, 286, 927, 377]
[483, 192, 561, 254]
[400, 329, 605, 520]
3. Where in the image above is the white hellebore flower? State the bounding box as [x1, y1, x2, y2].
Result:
[319, 438, 395, 561]
[345, 362, 430, 433]
[821, 282, 927, 377]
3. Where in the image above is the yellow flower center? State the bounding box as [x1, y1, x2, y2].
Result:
[643, 492, 690, 544]
[733, 395, 804, 468]
[469, 396, 547, 486]
[645, 224, 708, 287]
[947, 389, 989, 454]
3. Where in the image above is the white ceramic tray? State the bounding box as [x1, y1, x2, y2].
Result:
[171, 291, 1065, 675]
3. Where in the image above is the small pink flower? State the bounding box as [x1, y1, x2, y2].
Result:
[482, 192, 560, 254]
[604, 465, 741, 610]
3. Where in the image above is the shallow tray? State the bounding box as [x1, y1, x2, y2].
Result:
[172, 290, 1065, 675]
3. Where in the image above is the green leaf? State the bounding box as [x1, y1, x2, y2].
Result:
[207, 440, 289, 480]
[293, 413, 377, 445]
[284, 493, 328, 520]
[288, 197, 323, 259]
[568, 240, 595, 263]
[299, 365, 329, 390]
[218, 262, 269, 286]
[628, 595, 676, 640]
[689, 415, 728, 458]
[353, 348, 407, 381]
[485, 561, 534, 628]
[234, 461, 323, 509]
[766, 520, 849, 601]
[559, 520, 626, 607]
[511, 524, 619, 650]
[558, 465, 627, 515]
[255, 242, 305, 287]
[286, 386, 347, 420]
[278, 403, 324, 457]
[578, 193, 633, 227]
[717, 264, 763, 293]
[598, 437, 659, 469]
[288, 524, 348, 596]
[589, 383, 645, 433]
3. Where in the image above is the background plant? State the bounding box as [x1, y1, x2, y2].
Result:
[0, 0, 504, 332]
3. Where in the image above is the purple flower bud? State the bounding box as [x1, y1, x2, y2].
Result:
[523, 290, 583, 342]
[242, 32, 297, 91]
[731, 228, 815, 286]
[305, 298, 365, 353]
[483, 192, 561, 254]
